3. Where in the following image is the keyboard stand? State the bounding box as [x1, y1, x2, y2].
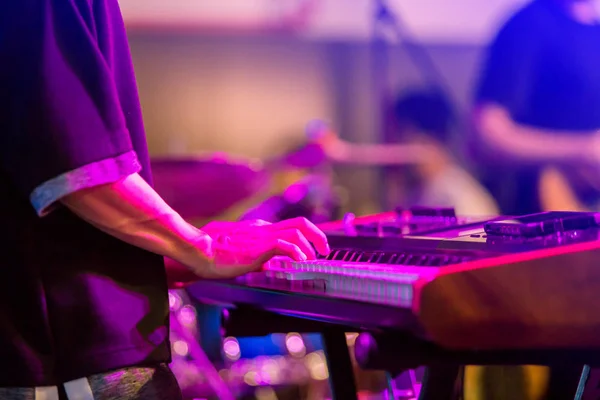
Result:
[353, 332, 600, 400]
[549, 365, 600, 400]
[194, 303, 226, 368]
[544, 365, 587, 400]
[413, 364, 600, 400]
[322, 329, 359, 400]
[192, 302, 600, 400]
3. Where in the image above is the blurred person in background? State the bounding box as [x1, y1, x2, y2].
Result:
[0, 1, 329, 399]
[391, 88, 499, 216]
[472, 0, 600, 216]
[468, 0, 600, 398]
[316, 87, 502, 399]
[538, 165, 600, 211]
[322, 87, 499, 216]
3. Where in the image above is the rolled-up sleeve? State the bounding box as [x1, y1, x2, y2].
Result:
[31, 151, 141, 216]
[0, 0, 140, 216]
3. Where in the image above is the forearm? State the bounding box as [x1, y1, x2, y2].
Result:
[60, 173, 214, 275]
[474, 104, 594, 164]
[538, 167, 588, 212]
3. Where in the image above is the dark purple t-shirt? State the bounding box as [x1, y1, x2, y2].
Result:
[473, 0, 600, 214]
[0, 0, 170, 386]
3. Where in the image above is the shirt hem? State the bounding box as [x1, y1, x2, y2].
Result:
[0, 344, 171, 388]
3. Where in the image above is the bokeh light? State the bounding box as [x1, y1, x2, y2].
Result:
[243, 370, 259, 386]
[255, 386, 278, 400]
[177, 305, 197, 326]
[172, 340, 189, 357]
[168, 291, 182, 311]
[305, 351, 329, 381]
[223, 336, 241, 361]
[285, 333, 306, 357]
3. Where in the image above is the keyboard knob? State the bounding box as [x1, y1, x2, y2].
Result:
[343, 213, 357, 235]
[343, 212, 356, 226]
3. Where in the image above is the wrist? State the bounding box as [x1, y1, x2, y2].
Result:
[176, 228, 215, 277]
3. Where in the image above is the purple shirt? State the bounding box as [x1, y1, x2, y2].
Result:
[0, 0, 170, 387]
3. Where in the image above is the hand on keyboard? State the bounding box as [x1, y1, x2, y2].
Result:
[199, 217, 331, 279]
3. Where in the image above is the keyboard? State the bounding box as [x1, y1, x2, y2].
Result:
[186, 208, 600, 400]
[190, 208, 600, 349]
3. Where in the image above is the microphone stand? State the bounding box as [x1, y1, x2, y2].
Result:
[370, 3, 465, 396]
[370, 0, 458, 210]
[373, 0, 455, 101]
[371, 0, 394, 211]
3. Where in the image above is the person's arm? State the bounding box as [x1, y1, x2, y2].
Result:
[538, 166, 589, 211]
[60, 174, 215, 279]
[0, 1, 218, 282]
[472, 11, 598, 164]
[325, 139, 432, 165]
[287, 121, 431, 166]
[0, 1, 322, 285]
[473, 104, 597, 164]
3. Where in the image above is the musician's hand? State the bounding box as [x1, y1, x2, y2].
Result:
[201, 218, 272, 235]
[198, 217, 331, 279]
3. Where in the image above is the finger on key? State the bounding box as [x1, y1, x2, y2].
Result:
[276, 229, 316, 260]
[269, 217, 330, 255]
[241, 219, 272, 228]
[256, 239, 307, 264]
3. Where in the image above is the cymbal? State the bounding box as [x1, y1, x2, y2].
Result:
[151, 157, 270, 219]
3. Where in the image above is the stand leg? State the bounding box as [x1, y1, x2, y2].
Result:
[385, 373, 397, 400]
[195, 304, 225, 367]
[418, 366, 461, 400]
[572, 365, 600, 400]
[322, 330, 358, 400]
[545, 365, 588, 400]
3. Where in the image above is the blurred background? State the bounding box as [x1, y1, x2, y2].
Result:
[118, 0, 600, 398]
[123, 0, 535, 218]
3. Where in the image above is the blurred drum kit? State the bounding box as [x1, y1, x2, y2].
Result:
[151, 121, 342, 225]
